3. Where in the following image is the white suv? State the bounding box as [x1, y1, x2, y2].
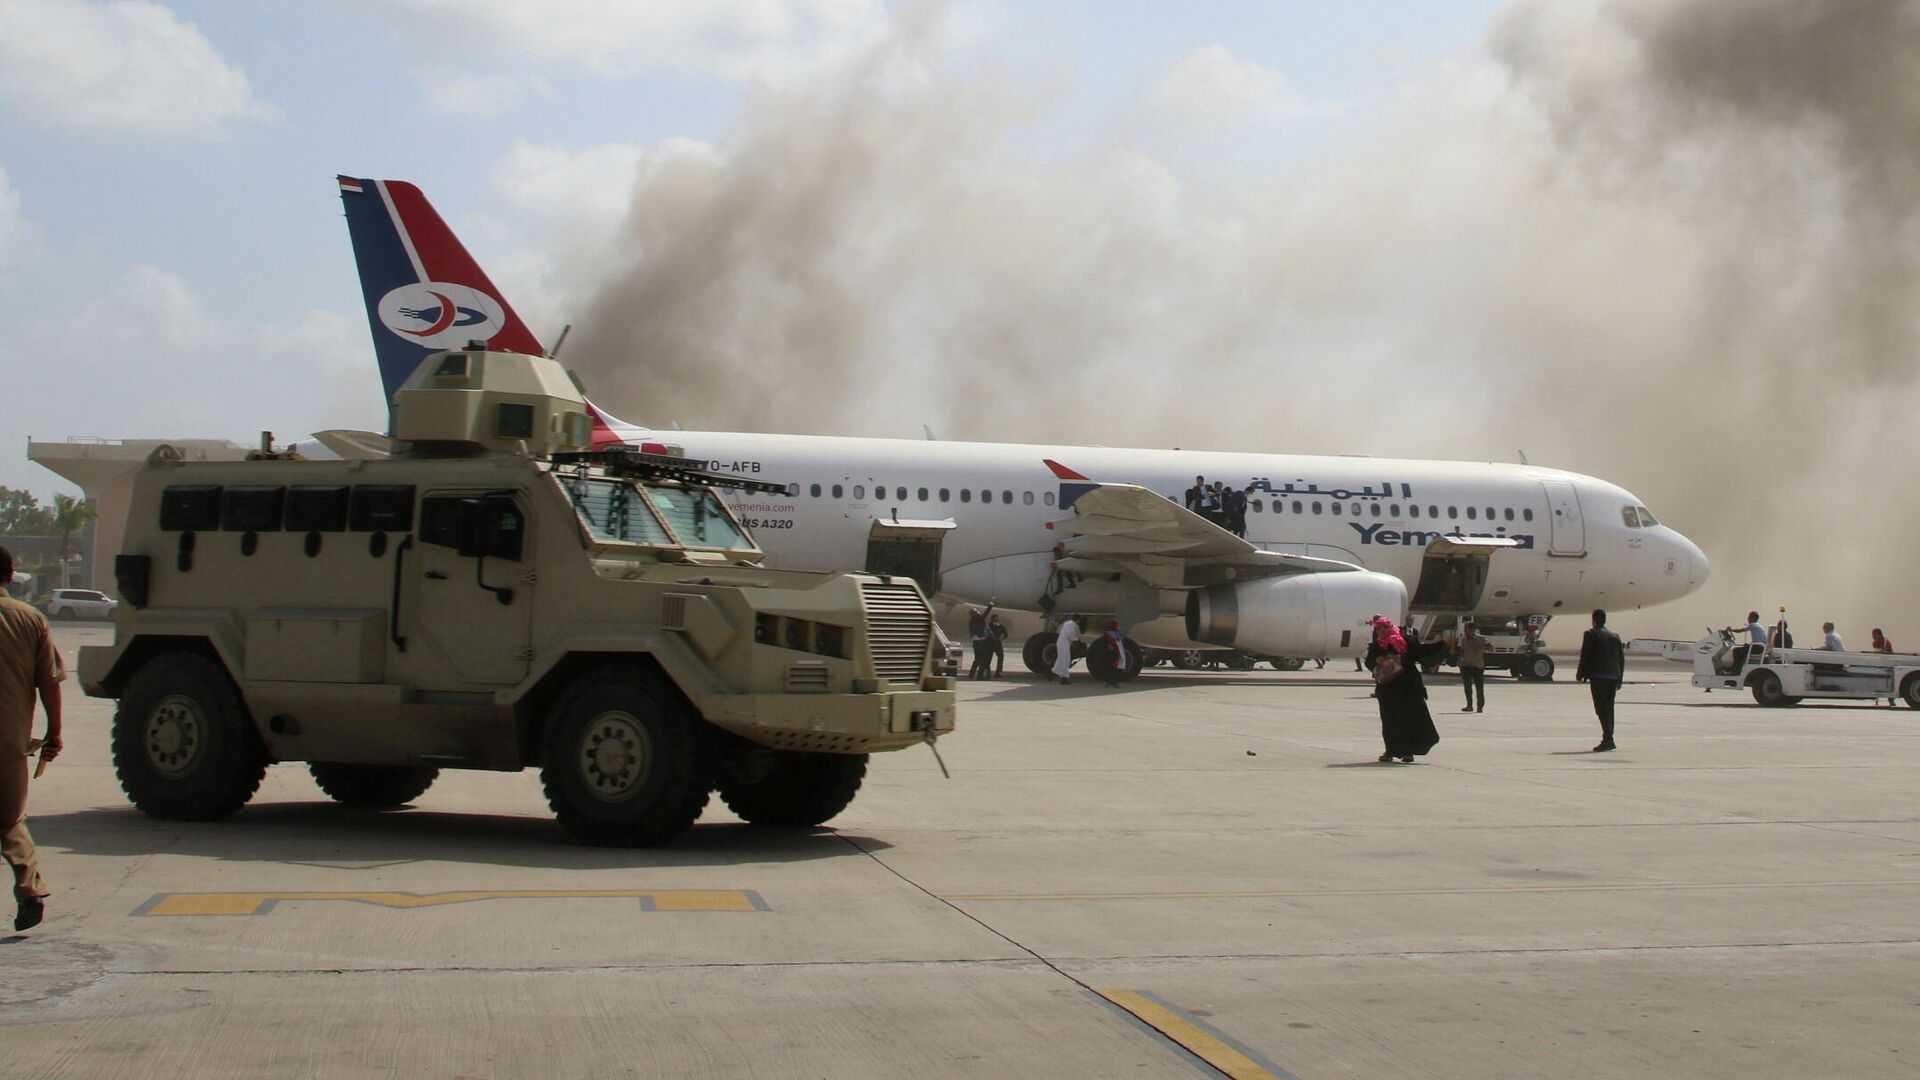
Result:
[43, 588, 117, 620]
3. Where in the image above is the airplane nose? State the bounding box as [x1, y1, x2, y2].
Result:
[1684, 535, 1709, 591]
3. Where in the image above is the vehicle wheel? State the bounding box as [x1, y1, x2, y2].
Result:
[1174, 649, 1205, 670]
[1271, 657, 1306, 672]
[1902, 674, 1920, 709]
[308, 762, 439, 809]
[540, 665, 711, 847]
[718, 751, 867, 827]
[1227, 652, 1257, 671]
[1087, 636, 1144, 683]
[1525, 654, 1555, 681]
[1121, 638, 1145, 681]
[113, 652, 267, 821]
[1022, 632, 1052, 677]
[56, 606, 76, 620]
[1750, 670, 1794, 707]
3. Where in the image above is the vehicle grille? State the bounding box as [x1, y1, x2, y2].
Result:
[859, 583, 932, 684]
[785, 662, 830, 693]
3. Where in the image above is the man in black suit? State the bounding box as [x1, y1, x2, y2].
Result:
[1184, 476, 1206, 513]
[1575, 608, 1625, 751]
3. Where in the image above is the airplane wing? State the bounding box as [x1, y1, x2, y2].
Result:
[1047, 479, 1368, 590]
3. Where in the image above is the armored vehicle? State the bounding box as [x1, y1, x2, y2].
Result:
[79, 347, 956, 846]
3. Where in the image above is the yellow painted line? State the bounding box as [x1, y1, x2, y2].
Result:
[1099, 989, 1286, 1080]
[949, 879, 1920, 903]
[134, 889, 767, 917]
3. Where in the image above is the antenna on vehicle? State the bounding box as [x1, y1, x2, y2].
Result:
[923, 425, 936, 441]
[550, 323, 572, 359]
[1517, 449, 1530, 465]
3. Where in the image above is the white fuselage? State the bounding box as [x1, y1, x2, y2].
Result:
[608, 426, 1709, 637]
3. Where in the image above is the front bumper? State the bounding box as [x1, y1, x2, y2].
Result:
[705, 688, 957, 753]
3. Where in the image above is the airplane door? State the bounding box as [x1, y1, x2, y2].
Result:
[1540, 481, 1586, 556]
[405, 491, 533, 684]
[865, 519, 954, 597]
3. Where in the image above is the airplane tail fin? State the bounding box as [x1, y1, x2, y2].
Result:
[337, 175, 546, 403]
[337, 174, 646, 446]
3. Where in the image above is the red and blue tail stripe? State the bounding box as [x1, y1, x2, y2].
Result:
[337, 175, 544, 404]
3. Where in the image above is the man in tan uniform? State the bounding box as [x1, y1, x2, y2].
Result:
[1, 545, 63, 931]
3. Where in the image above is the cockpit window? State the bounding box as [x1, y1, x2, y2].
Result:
[1637, 506, 1658, 527]
[1621, 506, 1640, 528]
[563, 477, 674, 546]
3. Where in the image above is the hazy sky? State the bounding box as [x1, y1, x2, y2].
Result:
[3, 0, 1913, 642]
[0, 0, 1500, 495]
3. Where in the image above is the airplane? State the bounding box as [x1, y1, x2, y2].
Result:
[333, 174, 1710, 681]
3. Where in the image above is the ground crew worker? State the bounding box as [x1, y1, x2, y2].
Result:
[1, 545, 63, 931]
[1455, 619, 1488, 713]
[1053, 615, 1080, 686]
[1576, 608, 1624, 752]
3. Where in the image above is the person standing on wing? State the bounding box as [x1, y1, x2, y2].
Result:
[1053, 615, 1080, 686]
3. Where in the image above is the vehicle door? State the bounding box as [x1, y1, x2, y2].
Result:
[403, 489, 534, 684]
[1540, 481, 1586, 556]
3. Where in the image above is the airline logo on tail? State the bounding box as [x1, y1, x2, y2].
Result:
[337, 175, 543, 402]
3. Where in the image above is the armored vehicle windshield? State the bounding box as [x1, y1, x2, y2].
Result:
[558, 473, 755, 553]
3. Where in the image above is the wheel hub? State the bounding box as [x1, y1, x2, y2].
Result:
[580, 711, 650, 802]
[145, 694, 204, 779]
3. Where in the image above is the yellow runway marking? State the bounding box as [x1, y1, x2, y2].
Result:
[949, 878, 1920, 903]
[1099, 989, 1291, 1080]
[133, 889, 768, 917]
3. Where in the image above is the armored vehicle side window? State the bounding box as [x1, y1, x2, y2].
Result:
[562, 477, 674, 546]
[286, 486, 350, 531]
[646, 485, 751, 549]
[159, 485, 222, 531]
[350, 485, 416, 531]
[223, 487, 285, 532]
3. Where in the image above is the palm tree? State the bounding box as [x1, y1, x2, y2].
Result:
[51, 494, 97, 588]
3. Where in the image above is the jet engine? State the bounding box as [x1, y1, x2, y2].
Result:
[1185, 570, 1407, 657]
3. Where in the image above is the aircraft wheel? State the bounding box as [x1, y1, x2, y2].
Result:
[1903, 674, 1920, 710]
[1525, 654, 1556, 681]
[1022, 633, 1052, 676]
[540, 665, 711, 847]
[1271, 657, 1306, 672]
[114, 652, 268, 821]
[1173, 649, 1205, 670]
[308, 763, 439, 809]
[1122, 638, 1145, 681]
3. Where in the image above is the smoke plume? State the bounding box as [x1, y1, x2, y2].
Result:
[562, 0, 1920, 642]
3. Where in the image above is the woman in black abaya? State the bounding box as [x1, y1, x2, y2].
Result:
[1364, 616, 1441, 763]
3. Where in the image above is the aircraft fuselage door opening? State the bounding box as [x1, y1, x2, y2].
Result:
[336, 174, 1711, 683]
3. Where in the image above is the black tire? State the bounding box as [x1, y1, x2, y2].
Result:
[1526, 654, 1556, 681]
[113, 652, 267, 821]
[55, 607, 76, 620]
[1087, 636, 1145, 683]
[1174, 649, 1205, 670]
[1022, 632, 1052, 677]
[1271, 657, 1306, 672]
[308, 763, 439, 809]
[1750, 670, 1794, 707]
[1903, 674, 1920, 710]
[718, 751, 868, 827]
[540, 666, 711, 846]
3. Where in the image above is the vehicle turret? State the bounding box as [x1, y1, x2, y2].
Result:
[390, 345, 595, 458]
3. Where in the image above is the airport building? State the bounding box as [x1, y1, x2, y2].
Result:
[27, 437, 254, 594]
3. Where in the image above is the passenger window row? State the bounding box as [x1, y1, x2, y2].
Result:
[800, 484, 1055, 508]
[1237, 498, 1536, 523]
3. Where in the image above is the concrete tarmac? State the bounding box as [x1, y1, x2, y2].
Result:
[6, 625, 1919, 1078]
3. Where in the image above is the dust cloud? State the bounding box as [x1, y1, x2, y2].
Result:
[564, 0, 1920, 644]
